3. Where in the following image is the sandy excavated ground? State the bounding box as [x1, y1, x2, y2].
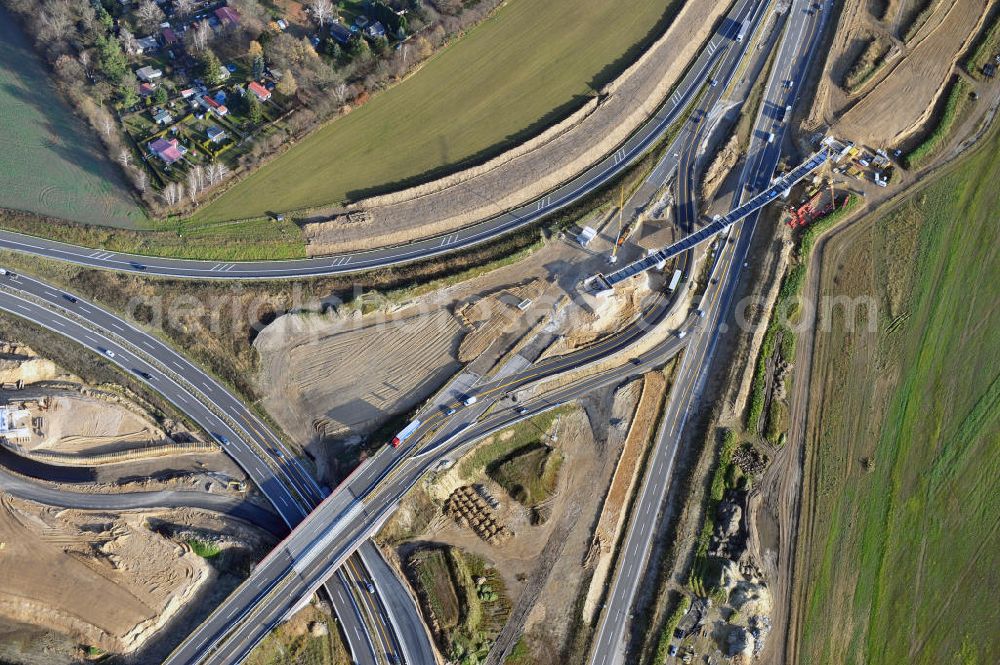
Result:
[0, 343, 61, 385]
[838, 0, 987, 144]
[811, 0, 988, 145]
[0, 496, 208, 654]
[15, 394, 168, 455]
[302, 1, 730, 255]
[254, 308, 464, 447]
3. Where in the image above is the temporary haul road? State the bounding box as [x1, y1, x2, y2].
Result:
[590, 1, 832, 663]
[0, 0, 763, 281]
[0, 0, 838, 661]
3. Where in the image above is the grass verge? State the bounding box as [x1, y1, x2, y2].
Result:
[964, 7, 1000, 78]
[0, 209, 306, 261]
[903, 76, 973, 169]
[744, 195, 860, 433]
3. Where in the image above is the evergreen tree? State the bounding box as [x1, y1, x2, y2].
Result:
[247, 95, 263, 125]
[199, 49, 224, 86]
[97, 35, 130, 84]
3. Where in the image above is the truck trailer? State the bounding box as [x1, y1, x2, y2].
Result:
[391, 419, 421, 448]
[668, 269, 683, 292]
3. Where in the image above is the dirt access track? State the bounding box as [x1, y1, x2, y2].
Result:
[302, 0, 729, 255]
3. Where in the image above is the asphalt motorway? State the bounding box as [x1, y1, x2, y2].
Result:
[40, 3, 778, 652]
[0, 0, 761, 281]
[0, 281, 398, 665]
[587, 1, 832, 663]
[0, 466, 285, 535]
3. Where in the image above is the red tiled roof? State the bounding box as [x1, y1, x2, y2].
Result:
[248, 81, 270, 99]
[149, 137, 183, 163]
[215, 6, 240, 24]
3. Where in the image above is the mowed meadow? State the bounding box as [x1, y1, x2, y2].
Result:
[795, 126, 1000, 665]
[193, 0, 680, 223]
[0, 9, 143, 228]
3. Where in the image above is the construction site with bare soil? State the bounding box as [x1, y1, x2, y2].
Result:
[376, 363, 679, 665]
[0, 342, 284, 664]
[252, 193, 688, 483]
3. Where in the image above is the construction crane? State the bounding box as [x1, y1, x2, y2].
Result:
[609, 185, 625, 264]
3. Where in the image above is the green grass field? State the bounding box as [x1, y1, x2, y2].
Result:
[488, 443, 563, 508]
[796, 127, 1000, 665]
[0, 9, 144, 228]
[192, 0, 680, 222]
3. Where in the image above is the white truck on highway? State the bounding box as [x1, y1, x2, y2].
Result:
[668, 269, 683, 292]
[391, 419, 421, 448]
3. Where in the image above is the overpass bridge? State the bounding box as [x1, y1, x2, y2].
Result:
[593, 147, 830, 289]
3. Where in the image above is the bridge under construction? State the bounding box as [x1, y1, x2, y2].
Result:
[592, 146, 831, 290]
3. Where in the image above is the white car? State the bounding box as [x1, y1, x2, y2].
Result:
[104, 349, 116, 359]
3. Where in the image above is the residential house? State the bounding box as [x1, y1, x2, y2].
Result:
[136, 35, 160, 54]
[201, 95, 229, 117]
[139, 82, 156, 97]
[162, 26, 179, 46]
[365, 21, 386, 39]
[354, 15, 369, 29]
[206, 125, 227, 144]
[136, 65, 163, 82]
[215, 6, 240, 26]
[180, 87, 196, 99]
[248, 81, 271, 102]
[329, 21, 352, 45]
[148, 137, 185, 164]
[151, 107, 173, 125]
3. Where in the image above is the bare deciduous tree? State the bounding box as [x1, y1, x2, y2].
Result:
[132, 168, 148, 193]
[162, 182, 178, 205]
[174, 0, 197, 18]
[118, 149, 131, 168]
[135, 0, 165, 33]
[38, 1, 73, 44]
[187, 20, 212, 53]
[120, 27, 140, 57]
[101, 115, 115, 139]
[187, 169, 199, 202]
[309, 0, 334, 27]
[78, 50, 93, 77]
[332, 82, 349, 105]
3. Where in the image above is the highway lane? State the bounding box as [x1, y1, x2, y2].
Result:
[360, 541, 437, 665]
[0, 1, 812, 660]
[0, 0, 760, 281]
[588, 1, 832, 663]
[157, 238, 705, 665]
[151, 6, 799, 649]
[0, 466, 285, 535]
[0, 283, 389, 665]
